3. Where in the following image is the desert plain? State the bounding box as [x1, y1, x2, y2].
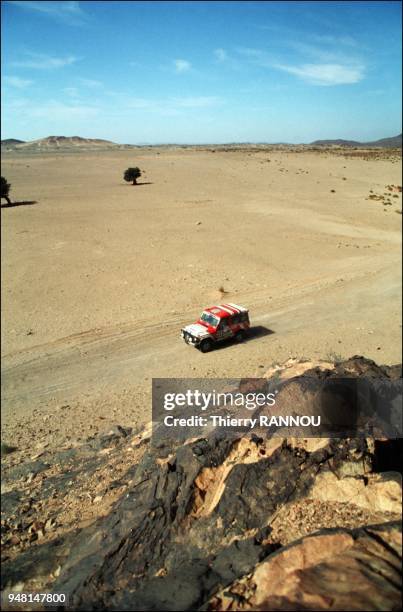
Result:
[1, 145, 402, 455]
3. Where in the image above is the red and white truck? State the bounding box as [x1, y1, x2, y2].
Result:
[181, 303, 250, 352]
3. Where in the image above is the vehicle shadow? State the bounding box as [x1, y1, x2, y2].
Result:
[246, 325, 275, 341]
[212, 325, 275, 352]
[1, 200, 38, 208]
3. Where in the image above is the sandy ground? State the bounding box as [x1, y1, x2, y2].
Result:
[1, 147, 401, 454]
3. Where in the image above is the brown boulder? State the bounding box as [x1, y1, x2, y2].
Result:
[208, 521, 402, 611]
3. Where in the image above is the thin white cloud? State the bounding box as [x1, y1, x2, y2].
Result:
[4, 97, 99, 122]
[257, 23, 359, 48]
[3, 75, 33, 88]
[126, 98, 151, 109]
[172, 96, 222, 108]
[213, 48, 243, 71]
[4, 97, 30, 109]
[274, 63, 364, 86]
[236, 47, 265, 59]
[174, 59, 191, 73]
[63, 87, 80, 97]
[125, 95, 223, 111]
[366, 89, 386, 96]
[236, 45, 364, 86]
[11, 53, 79, 70]
[285, 40, 364, 65]
[311, 34, 358, 47]
[237, 44, 358, 69]
[214, 48, 228, 62]
[7, 1, 85, 25]
[30, 100, 98, 120]
[78, 78, 103, 88]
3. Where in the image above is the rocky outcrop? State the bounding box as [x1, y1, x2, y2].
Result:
[307, 470, 402, 513]
[207, 521, 402, 611]
[1, 357, 401, 611]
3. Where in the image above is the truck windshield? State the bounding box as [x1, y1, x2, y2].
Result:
[200, 312, 219, 327]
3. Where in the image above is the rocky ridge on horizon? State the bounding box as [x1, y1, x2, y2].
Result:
[310, 133, 402, 148]
[1, 135, 135, 151]
[1, 133, 402, 151]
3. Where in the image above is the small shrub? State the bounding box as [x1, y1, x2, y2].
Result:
[1, 176, 11, 204]
[124, 167, 141, 185]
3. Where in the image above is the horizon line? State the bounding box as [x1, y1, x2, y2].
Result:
[2, 131, 402, 147]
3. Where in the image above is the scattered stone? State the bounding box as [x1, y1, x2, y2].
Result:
[109, 425, 132, 438]
[45, 518, 55, 531]
[36, 441, 48, 450]
[1, 443, 18, 456]
[30, 452, 44, 461]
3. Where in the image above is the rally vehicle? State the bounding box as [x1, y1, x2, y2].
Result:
[181, 303, 250, 352]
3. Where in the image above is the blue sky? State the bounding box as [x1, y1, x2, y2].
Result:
[1, 1, 402, 143]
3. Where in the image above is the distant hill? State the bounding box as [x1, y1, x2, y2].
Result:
[1, 136, 135, 151]
[16, 136, 119, 149]
[2, 133, 401, 150]
[311, 138, 360, 147]
[365, 134, 402, 147]
[1, 138, 26, 146]
[311, 134, 402, 148]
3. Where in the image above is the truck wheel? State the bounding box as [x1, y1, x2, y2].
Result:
[235, 330, 245, 342]
[200, 339, 213, 353]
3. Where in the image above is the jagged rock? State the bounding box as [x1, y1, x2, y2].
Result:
[307, 470, 402, 514]
[1, 357, 401, 611]
[207, 521, 402, 611]
[10, 433, 396, 611]
[287, 438, 331, 453]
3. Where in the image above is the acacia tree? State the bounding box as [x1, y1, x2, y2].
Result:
[124, 167, 141, 185]
[1, 176, 11, 204]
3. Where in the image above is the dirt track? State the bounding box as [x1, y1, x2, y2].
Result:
[1, 147, 401, 453]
